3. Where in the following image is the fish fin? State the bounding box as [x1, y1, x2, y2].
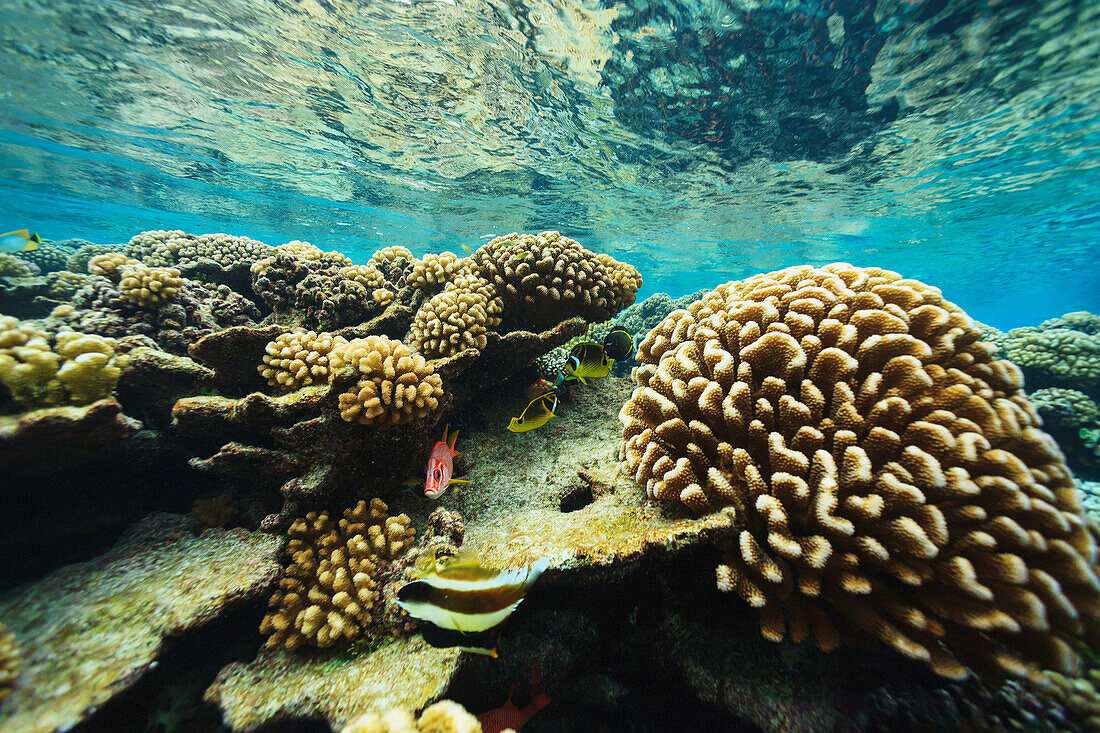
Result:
[448, 428, 459, 451]
[23, 240, 37, 251]
[1, 229, 28, 238]
[441, 424, 449, 446]
[29, 232, 41, 244]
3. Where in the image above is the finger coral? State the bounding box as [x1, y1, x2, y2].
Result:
[87, 252, 140, 281]
[342, 700, 482, 733]
[261, 499, 414, 649]
[119, 265, 184, 308]
[329, 336, 443, 426]
[409, 287, 497, 358]
[0, 317, 120, 408]
[259, 330, 348, 392]
[470, 230, 642, 330]
[0, 621, 18, 702]
[408, 252, 461, 293]
[620, 263, 1100, 680]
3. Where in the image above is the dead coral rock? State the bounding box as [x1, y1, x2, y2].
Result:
[172, 386, 330, 451]
[189, 325, 291, 393]
[0, 513, 282, 732]
[620, 263, 1100, 680]
[0, 398, 141, 475]
[115, 346, 215, 428]
[206, 638, 459, 732]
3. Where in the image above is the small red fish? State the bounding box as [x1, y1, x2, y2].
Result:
[423, 425, 470, 499]
[477, 667, 550, 733]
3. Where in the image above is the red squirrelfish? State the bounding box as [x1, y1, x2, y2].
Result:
[424, 425, 470, 499]
[477, 667, 550, 733]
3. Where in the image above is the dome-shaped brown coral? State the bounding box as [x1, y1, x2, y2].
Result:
[470, 231, 642, 330]
[258, 330, 348, 392]
[260, 499, 414, 649]
[118, 266, 183, 308]
[620, 263, 1100, 680]
[329, 336, 443, 426]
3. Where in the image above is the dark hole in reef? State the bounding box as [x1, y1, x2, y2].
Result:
[559, 483, 594, 512]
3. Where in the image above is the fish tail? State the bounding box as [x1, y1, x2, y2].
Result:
[448, 428, 459, 451]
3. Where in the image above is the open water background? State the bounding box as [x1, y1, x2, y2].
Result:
[1, 0, 1098, 329]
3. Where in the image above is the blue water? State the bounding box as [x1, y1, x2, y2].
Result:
[2, 0, 1099, 330]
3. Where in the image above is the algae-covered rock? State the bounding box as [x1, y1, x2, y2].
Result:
[206, 639, 460, 731]
[0, 513, 282, 732]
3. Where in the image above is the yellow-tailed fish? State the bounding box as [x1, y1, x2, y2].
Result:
[0, 230, 40, 253]
[507, 391, 557, 433]
[396, 552, 549, 639]
[602, 325, 636, 361]
[563, 342, 612, 385]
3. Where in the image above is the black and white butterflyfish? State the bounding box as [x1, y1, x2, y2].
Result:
[395, 551, 550, 657]
[563, 342, 613, 384]
[601, 325, 637, 361]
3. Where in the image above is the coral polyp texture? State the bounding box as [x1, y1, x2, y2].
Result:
[0, 317, 120, 408]
[469, 230, 642, 330]
[261, 499, 414, 650]
[118, 265, 184, 308]
[0, 622, 18, 702]
[259, 330, 348, 392]
[329, 335, 444, 426]
[86, 252, 139, 281]
[619, 263, 1100, 680]
[341, 700, 482, 733]
[125, 229, 275, 270]
[408, 251, 461, 293]
[994, 313, 1100, 391]
[409, 287, 499, 358]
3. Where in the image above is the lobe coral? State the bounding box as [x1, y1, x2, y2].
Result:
[619, 263, 1100, 680]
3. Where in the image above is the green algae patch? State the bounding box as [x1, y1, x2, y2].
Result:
[205, 637, 460, 731]
[0, 514, 282, 732]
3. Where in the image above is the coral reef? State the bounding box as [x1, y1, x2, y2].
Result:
[261, 499, 414, 649]
[119, 265, 184, 308]
[0, 253, 38, 279]
[0, 513, 281, 732]
[0, 317, 121, 408]
[16, 243, 70, 273]
[1031, 387, 1100, 432]
[259, 329, 348, 392]
[87, 252, 140, 280]
[0, 622, 18, 702]
[329, 336, 444, 426]
[342, 700, 483, 733]
[995, 313, 1100, 392]
[66, 243, 118, 274]
[126, 229, 274, 272]
[620, 263, 1100, 680]
[612, 288, 711, 337]
[467, 231, 641, 331]
[409, 287, 500, 358]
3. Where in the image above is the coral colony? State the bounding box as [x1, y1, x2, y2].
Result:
[2, 232, 1100, 731]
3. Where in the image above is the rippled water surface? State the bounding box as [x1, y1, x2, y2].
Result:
[1, 0, 1098, 327]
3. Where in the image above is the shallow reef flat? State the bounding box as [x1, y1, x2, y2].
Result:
[2, 235, 1100, 731]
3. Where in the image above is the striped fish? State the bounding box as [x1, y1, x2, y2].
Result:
[396, 553, 550, 636]
[563, 342, 612, 385]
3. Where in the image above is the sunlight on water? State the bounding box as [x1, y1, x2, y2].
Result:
[1, 0, 1098, 327]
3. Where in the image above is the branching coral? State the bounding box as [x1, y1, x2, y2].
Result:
[119, 266, 184, 308]
[260, 499, 414, 649]
[409, 287, 497, 358]
[469, 231, 641, 330]
[0, 621, 18, 702]
[620, 263, 1100, 680]
[0, 317, 120, 408]
[408, 252, 461, 293]
[342, 700, 482, 733]
[329, 336, 443, 426]
[125, 229, 274, 270]
[259, 330, 348, 392]
[87, 252, 140, 281]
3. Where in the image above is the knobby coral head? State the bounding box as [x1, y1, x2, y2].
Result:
[619, 262, 1100, 682]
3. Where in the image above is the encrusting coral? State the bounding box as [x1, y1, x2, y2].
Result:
[341, 700, 484, 733]
[0, 317, 120, 408]
[329, 336, 444, 426]
[620, 263, 1100, 681]
[259, 330, 349, 392]
[119, 265, 184, 308]
[261, 499, 415, 650]
[0, 621, 18, 702]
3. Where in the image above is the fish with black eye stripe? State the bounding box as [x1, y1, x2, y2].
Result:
[396, 550, 549, 657]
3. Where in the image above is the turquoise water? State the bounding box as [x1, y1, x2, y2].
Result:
[2, 0, 1099, 329]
